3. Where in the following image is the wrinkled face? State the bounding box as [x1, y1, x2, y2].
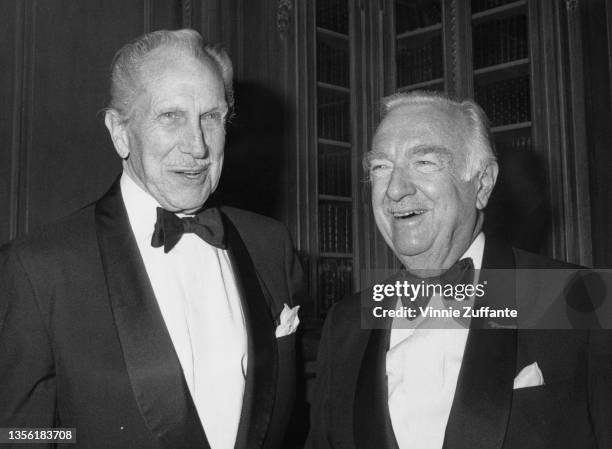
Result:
[368, 103, 491, 270]
[108, 50, 228, 213]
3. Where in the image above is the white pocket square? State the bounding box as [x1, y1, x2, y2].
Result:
[513, 361, 545, 389]
[275, 304, 300, 338]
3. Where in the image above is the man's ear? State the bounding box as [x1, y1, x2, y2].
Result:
[104, 109, 130, 159]
[475, 160, 499, 210]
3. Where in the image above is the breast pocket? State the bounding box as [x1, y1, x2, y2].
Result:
[276, 333, 296, 366]
[505, 381, 590, 449]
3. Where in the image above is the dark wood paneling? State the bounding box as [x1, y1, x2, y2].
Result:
[210, 0, 296, 228]
[0, 2, 20, 244]
[150, 0, 182, 31]
[582, 0, 612, 267]
[24, 1, 145, 233]
[528, 1, 568, 261]
[199, 0, 241, 65]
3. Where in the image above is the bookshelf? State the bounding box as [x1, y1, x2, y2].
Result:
[314, 0, 356, 317]
[471, 0, 532, 156]
[394, 0, 445, 93]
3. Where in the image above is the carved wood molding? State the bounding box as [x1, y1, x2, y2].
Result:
[143, 0, 151, 32]
[277, 0, 293, 39]
[447, 0, 458, 93]
[10, 0, 36, 238]
[182, 0, 192, 28]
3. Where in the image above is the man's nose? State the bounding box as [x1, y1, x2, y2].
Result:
[182, 123, 208, 158]
[386, 167, 417, 201]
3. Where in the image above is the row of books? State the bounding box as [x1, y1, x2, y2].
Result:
[317, 91, 351, 142]
[473, 15, 528, 69]
[319, 201, 352, 254]
[497, 135, 532, 152]
[318, 258, 353, 314]
[395, 0, 442, 34]
[396, 38, 444, 87]
[317, 40, 350, 87]
[475, 76, 530, 126]
[316, 0, 349, 34]
[471, 0, 517, 14]
[319, 149, 352, 197]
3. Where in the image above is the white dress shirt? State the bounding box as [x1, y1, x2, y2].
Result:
[387, 233, 485, 449]
[120, 173, 247, 449]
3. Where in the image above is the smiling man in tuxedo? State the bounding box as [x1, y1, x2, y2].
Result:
[306, 91, 612, 449]
[0, 29, 303, 449]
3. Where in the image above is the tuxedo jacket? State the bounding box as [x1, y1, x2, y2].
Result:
[306, 237, 612, 449]
[0, 180, 304, 449]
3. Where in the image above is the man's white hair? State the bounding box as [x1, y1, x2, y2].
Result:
[108, 28, 234, 121]
[380, 90, 496, 180]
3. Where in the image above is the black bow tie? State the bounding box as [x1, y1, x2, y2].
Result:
[151, 207, 226, 253]
[399, 258, 475, 316]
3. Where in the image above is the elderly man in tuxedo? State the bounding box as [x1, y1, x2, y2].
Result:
[0, 29, 303, 449]
[306, 91, 612, 449]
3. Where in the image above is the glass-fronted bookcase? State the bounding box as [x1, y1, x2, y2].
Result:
[391, 0, 532, 162]
[313, 0, 358, 317]
[471, 1, 532, 160]
[394, 0, 445, 92]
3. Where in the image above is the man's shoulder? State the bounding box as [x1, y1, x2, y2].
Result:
[511, 246, 581, 269]
[484, 234, 580, 269]
[220, 206, 292, 253]
[220, 206, 286, 233]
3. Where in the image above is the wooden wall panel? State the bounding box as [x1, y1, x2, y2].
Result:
[200, 0, 299, 235]
[25, 1, 134, 233]
[0, 2, 19, 244]
[149, 0, 182, 31]
[581, 0, 612, 267]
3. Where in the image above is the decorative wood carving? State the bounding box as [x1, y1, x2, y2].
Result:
[10, 0, 35, 238]
[182, 0, 192, 28]
[277, 0, 292, 39]
[447, 0, 458, 93]
[143, 0, 151, 32]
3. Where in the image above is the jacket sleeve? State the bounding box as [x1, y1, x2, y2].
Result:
[588, 330, 612, 449]
[305, 308, 334, 449]
[0, 245, 56, 433]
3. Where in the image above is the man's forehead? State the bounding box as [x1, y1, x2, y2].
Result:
[381, 102, 465, 130]
[366, 145, 452, 165]
[373, 101, 469, 152]
[139, 47, 221, 88]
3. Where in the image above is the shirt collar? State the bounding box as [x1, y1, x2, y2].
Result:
[462, 232, 485, 270]
[120, 171, 160, 241]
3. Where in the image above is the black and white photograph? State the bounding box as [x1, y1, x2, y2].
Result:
[1, 1, 611, 448]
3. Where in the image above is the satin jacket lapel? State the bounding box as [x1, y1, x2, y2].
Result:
[222, 215, 277, 449]
[95, 180, 209, 449]
[354, 296, 399, 449]
[443, 236, 517, 449]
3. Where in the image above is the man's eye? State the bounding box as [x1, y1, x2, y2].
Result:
[201, 112, 223, 122]
[160, 111, 181, 121]
[415, 159, 439, 170]
[369, 163, 391, 175]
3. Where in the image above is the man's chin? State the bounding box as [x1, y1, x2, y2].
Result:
[159, 193, 211, 214]
[392, 238, 433, 258]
